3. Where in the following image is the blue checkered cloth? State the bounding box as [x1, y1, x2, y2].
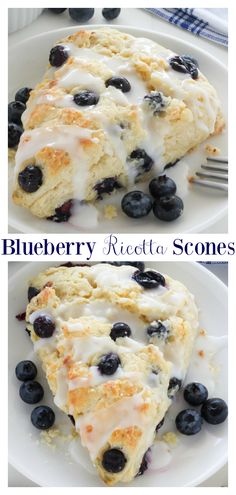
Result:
[145, 8, 228, 47]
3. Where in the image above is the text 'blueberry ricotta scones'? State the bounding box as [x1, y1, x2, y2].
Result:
[12, 28, 224, 220]
[25, 263, 199, 485]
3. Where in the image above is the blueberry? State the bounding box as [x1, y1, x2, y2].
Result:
[133, 270, 165, 289]
[15, 360, 37, 381]
[49, 45, 69, 67]
[129, 149, 154, 175]
[98, 353, 121, 375]
[144, 92, 169, 115]
[19, 381, 44, 404]
[103, 261, 145, 271]
[28, 286, 40, 302]
[33, 316, 55, 338]
[8, 101, 26, 124]
[153, 195, 184, 222]
[73, 91, 99, 106]
[47, 199, 73, 222]
[164, 158, 180, 170]
[156, 417, 165, 432]
[149, 175, 177, 199]
[102, 8, 121, 20]
[105, 76, 131, 93]
[18, 165, 43, 193]
[147, 321, 168, 340]
[168, 377, 182, 398]
[102, 448, 126, 473]
[169, 55, 198, 80]
[69, 8, 95, 23]
[25, 327, 31, 337]
[48, 8, 67, 14]
[68, 414, 75, 426]
[110, 322, 131, 341]
[15, 87, 32, 104]
[121, 191, 153, 219]
[16, 311, 26, 321]
[201, 398, 228, 425]
[176, 409, 202, 435]
[182, 55, 199, 67]
[136, 450, 150, 476]
[94, 177, 121, 199]
[31, 405, 55, 430]
[184, 382, 208, 406]
[8, 122, 23, 148]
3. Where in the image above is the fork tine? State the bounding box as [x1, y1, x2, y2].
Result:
[207, 156, 228, 164]
[191, 178, 228, 192]
[201, 164, 228, 172]
[196, 171, 228, 181]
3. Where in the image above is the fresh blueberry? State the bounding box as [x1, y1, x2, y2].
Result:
[15, 87, 32, 104]
[98, 353, 121, 375]
[121, 191, 153, 219]
[153, 195, 184, 222]
[201, 398, 228, 425]
[69, 8, 95, 23]
[18, 165, 43, 193]
[31, 405, 55, 430]
[8, 101, 26, 124]
[168, 377, 182, 398]
[136, 450, 150, 476]
[149, 175, 177, 199]
[94, 177, 121, 199]
[33, 316, 55, 338]
[73, 91, 99, 106]
[47, 199, 73, 222]
[147, 321, 168, 340]
[48, 8, 67, 14]
[176, 408, 203, 435]
[144, 92, 169, 115]
[8, 122, 23, 148]
[102, 8, 121, 20]
[15, 360, 37, 381]
[110, 322, 131, 341]
[19, 380, 44, 404]
[102, 448, 127, 473]
[169, 55, 198, 80]
[129, 149, 154, 175]
[184, 382, 208, 406]
[132, 270, 165, 289]
[156, 417, 165, 432]
[49, 45, 69, 67]
[105, 76, 131, 93]
[28, 286, 40, 302]
[103, 261, 145, 271]
[68, 414, 75, 426]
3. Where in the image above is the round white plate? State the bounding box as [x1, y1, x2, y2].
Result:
[9, 25, 228, 234]
[8, 261, 228, 487]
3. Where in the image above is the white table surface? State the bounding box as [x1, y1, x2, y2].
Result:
[8, 259, 228, 487]
[8, 8, 228, 234]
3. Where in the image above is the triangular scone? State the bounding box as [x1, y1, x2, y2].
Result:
[12, 28, 224, 219]
[25, 264, 198, 485]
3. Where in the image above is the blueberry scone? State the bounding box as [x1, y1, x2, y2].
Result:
[12, 28, 224, 220]
[25, 263, 199, 485]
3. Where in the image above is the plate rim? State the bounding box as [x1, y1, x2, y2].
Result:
[8, 261, 228, 487]
[8, 24, 228, 234]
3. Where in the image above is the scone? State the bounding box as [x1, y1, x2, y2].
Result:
[12, 28, 224, 220]
[25, 263, 199, 485]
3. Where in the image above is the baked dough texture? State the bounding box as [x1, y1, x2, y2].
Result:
[12, 28, 224, 219]
[25, 263, 199, 485]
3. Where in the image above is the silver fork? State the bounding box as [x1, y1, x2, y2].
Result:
[190, 157, 228, 192]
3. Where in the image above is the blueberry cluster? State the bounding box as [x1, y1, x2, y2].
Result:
[121, 173, 184, 222]
[48, 8, 121, 22]
[15, 360, 55, 430]
[175, 382, 228, 435]
[8, 87, 31, 148]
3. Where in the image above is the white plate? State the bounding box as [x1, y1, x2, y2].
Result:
[8, 261, 228, 487]
[8, 25, 228, 234]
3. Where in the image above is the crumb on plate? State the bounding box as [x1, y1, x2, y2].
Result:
[103, 204, 118, 220]
[204, 144, 221, 156]
[161, 431, 178, 446]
